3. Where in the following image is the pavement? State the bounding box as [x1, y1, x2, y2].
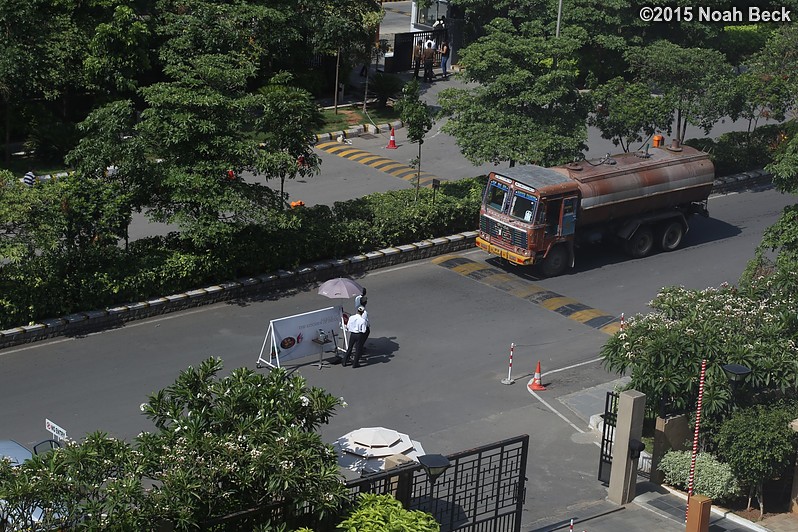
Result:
[543, 378, 784, 532]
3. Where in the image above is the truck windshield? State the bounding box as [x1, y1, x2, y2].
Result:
[485, 180, 509, 212]
[510, 190, 537, 222]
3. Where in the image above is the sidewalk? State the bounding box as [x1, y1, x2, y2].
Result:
[552, 380, 779, 532]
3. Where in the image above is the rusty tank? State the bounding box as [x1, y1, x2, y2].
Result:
[548, 144, 715, 227]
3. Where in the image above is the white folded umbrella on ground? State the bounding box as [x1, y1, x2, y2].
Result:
[334, 426, 426, 474]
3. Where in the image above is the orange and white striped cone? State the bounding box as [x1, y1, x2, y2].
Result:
[386, 127, 398, 149]
[527, 361, 546, 391]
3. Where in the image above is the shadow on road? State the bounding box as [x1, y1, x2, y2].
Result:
[486, 214, 742, 281]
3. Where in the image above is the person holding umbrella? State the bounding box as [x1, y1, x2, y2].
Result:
[343, 306, 367, 368]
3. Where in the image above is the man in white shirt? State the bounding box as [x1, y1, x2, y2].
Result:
[343, 306, 367, 367]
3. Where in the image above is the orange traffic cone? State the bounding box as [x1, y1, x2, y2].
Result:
[386, 127, 398, 149]
[528, 361, 546, 391]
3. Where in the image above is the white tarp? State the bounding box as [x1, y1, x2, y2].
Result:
[256, 306, 345, 368]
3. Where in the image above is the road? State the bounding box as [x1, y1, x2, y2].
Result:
[2, 185, 794, 528]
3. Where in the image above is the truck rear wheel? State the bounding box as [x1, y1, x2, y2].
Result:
[625, 225, 654, 258]
[658, 221, 684, 251]
[539, 245, 568, 277]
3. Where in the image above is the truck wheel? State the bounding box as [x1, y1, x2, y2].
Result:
[540, 245, 568, 277]
[658, 221, 684, 252]
[625, 225, 654, 258]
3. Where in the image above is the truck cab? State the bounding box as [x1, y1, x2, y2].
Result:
[477, 167, 580, 276]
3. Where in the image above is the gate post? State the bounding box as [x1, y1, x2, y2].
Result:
[608, 390, 646, 505]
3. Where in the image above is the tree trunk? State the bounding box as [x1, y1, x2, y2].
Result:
[415, 142, 422, 204]
[4, 98, 10, 164]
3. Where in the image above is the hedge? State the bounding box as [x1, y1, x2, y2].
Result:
[0, 177, 486, 329]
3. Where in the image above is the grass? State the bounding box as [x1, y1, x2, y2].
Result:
[316, 105, 400, 134]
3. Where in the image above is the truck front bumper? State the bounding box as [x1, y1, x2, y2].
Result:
[476, 237, 534, 266]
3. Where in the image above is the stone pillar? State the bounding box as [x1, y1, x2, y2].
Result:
[608, 390, 646, 505]
[384, 454, 416, 508]
[685, 494, 712, 532]
[651, 413, 690, 484]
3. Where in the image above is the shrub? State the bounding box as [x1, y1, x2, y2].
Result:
[337, 493, 440, 532]
[368, 73, 405, 108]
[685, 122, 789, 176]
[658, 450, 741, 503]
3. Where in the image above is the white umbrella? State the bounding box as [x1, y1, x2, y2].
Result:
[318, 277, 364, 299]
[334, 427, 425, 474]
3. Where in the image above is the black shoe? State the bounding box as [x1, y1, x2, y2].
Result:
[352, 363, 360, 368]
[342, 359, 350, 366]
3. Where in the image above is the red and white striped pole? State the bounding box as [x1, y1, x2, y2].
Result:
[501, 343, 516, 385]
[620, 312, 625, 331]
[685, 358, 708, 522]
[569, 518, 574, 531]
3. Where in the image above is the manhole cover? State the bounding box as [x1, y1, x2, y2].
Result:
[360, 134, 377, 139]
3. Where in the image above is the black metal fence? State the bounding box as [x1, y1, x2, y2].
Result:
[349, 434, 529, 532]
[198, 434, 529, 531]
[383, 29, 449, 73]
[597, 391, 619, 485]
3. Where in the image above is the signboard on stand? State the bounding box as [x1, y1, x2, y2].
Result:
[45, 418, 68, 442]
[256, 307, 348, 369]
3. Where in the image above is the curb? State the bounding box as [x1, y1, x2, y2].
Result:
[313, 119, 404, 144]
[0, 169, 773, 350]
[0, 232, 477, 349]
[656, 485, 770, 532]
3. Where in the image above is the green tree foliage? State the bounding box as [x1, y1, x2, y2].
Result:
[337, 493, 440, 532]
[395, 79, 433, 202]
[137, 358, 347, 528]
[734, 25, 798, 134]
[587, 77, 673, 152]
[600, 281, 798, 419]
[0, 432, 149, 529]
[256, 73, 323, 203]
[136, 55, 282, 246]
[438, 19, 586, 167]
[716, 403, 798, 518]
[625, 40, 736, 143]
[84, 5, 151, 93]
[0, 358, 348, 530]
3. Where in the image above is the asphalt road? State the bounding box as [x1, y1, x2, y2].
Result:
[1, 185, 794, 528]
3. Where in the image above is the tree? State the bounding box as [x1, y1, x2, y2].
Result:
[395, 79, 433, 203]
[137, 357, 347, 528]
[0, 358, 349, 530]
[438, 19, 587, 167]
[625, 40, 737, 143]
[256, 73, 323, 204]
[716, 403, 798, 518]
[587, 77, 673, 152]
[136, 55, 281, 247]
[600, 282, 798, 419]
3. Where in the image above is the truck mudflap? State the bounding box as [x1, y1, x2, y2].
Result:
[476, 237, 534, 265]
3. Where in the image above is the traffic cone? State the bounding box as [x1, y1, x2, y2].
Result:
[528, 361, 546, 391]
[386, 127, 398, 149]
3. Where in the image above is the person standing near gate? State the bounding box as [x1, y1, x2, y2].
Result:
[343, 306, 367, 367]
[422, 41, 435, 82]
[413, 40, 423, 79]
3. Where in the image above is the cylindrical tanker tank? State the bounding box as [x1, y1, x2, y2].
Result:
[550, 145, 715, 227]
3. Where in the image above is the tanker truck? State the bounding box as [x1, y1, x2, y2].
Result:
[475, 142, 715, 276]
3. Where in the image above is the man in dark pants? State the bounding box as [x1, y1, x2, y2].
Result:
[343, 306, 367, 367]
[413, 40, 423, 79]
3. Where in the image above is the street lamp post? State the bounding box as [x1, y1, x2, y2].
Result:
[418, 454, 450, 517]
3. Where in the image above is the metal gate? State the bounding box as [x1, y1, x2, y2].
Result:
[597, 391, 619, 485]
[348, 434, 529, 531]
